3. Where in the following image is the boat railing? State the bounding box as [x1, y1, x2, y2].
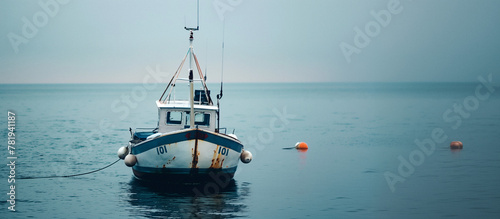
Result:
[217, 128, 226, 134]
[134, 127, 157, 135]
[129, 127, 157, 143]
[135, 127, 157, 132]
[217, 128, 235, 135]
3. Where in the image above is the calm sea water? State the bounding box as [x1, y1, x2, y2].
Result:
[1, 82, 500, 218]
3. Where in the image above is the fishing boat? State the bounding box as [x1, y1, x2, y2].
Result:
[117, 11, 252, 182]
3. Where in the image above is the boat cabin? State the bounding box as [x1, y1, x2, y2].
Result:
[156, 100, 217, 133]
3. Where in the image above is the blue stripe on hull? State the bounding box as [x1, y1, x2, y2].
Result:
[131, 129, 243, 155]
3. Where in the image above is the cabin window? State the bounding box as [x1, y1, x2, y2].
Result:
[166, 111, 182, 124]
[195, 113, 210, 126]
[185, 112, 210, 126]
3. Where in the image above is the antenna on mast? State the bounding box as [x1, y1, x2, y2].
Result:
[184, 0, 199, 31]
[216, 20, 225, 132]
[218, 20, 225, 101]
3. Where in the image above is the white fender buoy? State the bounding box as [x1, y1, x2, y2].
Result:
[117, 146, 129, 159]
[124, 154, 137, 167]
[240, 149, 252, 164]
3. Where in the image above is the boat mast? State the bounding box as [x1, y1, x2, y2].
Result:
[186, 0, 199, 129]
[189, 32, 195, 128]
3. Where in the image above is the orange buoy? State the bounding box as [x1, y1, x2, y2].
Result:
[450, 141, 463, 149]
[295, 142, 308, 150]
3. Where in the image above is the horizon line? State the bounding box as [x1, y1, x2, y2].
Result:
[0, 81, 490, 86]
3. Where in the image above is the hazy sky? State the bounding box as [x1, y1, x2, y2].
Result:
[1, 0, 499, 83]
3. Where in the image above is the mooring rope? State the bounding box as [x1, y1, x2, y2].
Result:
[18, 158, 121, 180]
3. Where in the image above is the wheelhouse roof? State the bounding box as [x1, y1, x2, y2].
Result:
[156, 100, 218, 111]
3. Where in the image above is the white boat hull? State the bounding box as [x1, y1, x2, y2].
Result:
[129, 128, 243, 182]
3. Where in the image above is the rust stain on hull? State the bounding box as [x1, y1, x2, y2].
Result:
[166, 156, 176, 165]
[210, 145, 219, 168]
[191, 138, 199, 170]
[210, 145, 225, 169]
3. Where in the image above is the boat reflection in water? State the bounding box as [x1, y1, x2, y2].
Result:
[125, 176, 250, 218]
